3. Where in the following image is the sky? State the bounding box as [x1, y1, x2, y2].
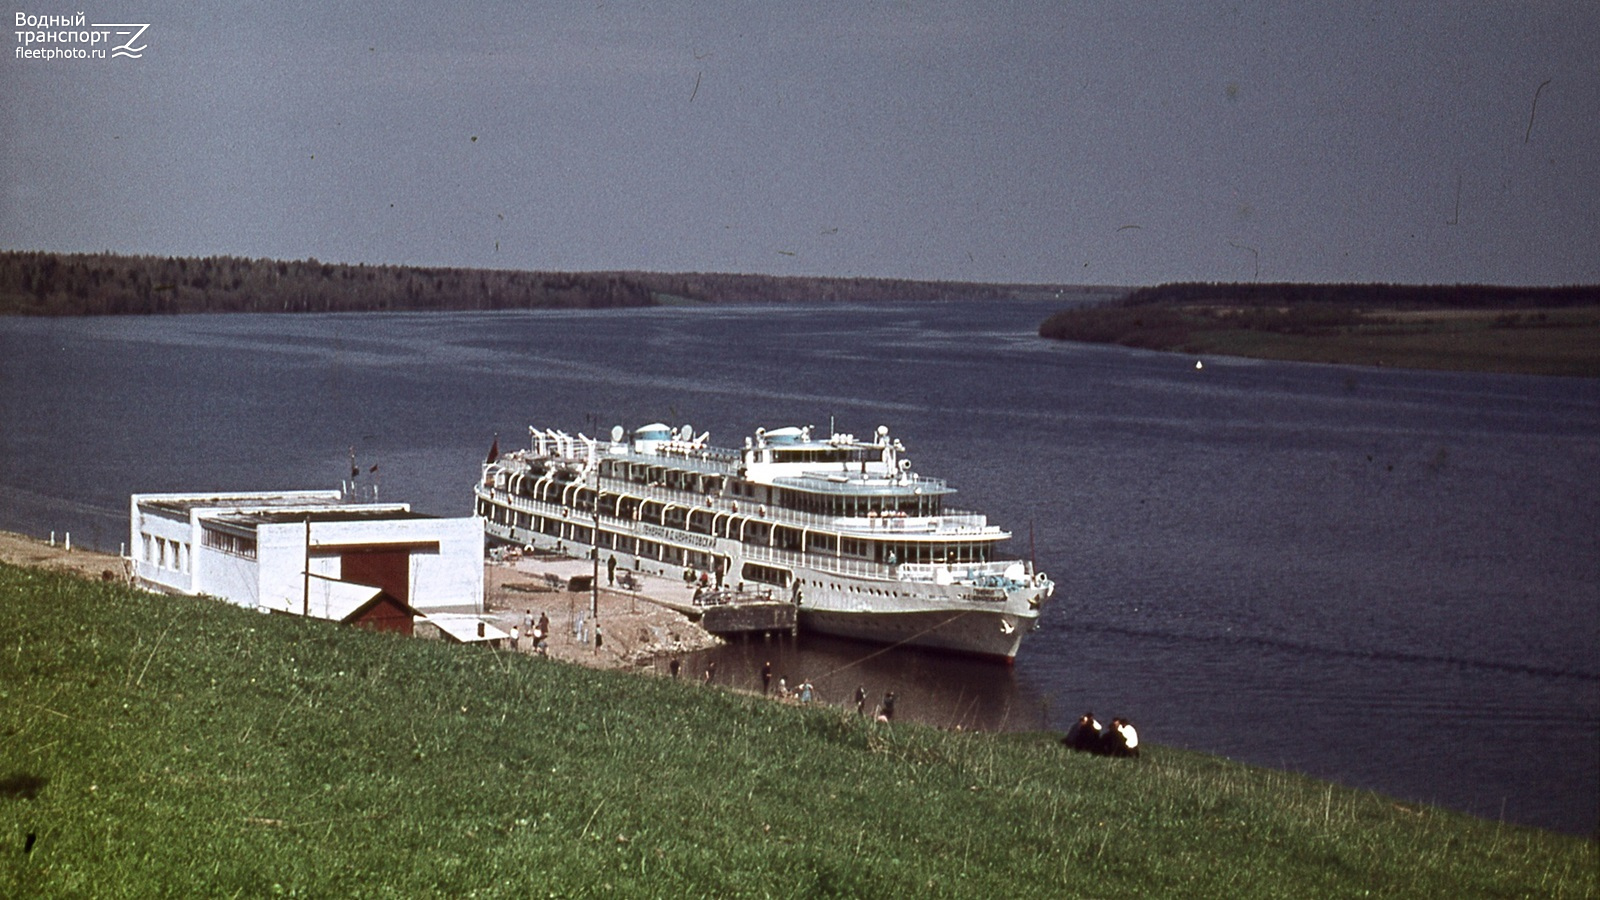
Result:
[3, 1, 1598, 286]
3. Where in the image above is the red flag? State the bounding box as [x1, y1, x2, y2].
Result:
[485, 436, 499, 464]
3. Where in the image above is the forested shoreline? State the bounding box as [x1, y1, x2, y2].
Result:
[0, 250, 1094, 316]
[1038, 281, 1600, 376]
[1113, 281, 1599, 311]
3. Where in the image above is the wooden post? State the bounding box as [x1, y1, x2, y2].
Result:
[303, 516, 311, 617]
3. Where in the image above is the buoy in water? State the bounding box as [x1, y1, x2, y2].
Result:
[1195, 360, 1204, 370]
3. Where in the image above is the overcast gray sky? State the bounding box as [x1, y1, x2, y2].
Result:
[4, 2, 1597, 286]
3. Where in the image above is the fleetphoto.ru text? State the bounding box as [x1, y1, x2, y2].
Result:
[14, 11, 147, 60]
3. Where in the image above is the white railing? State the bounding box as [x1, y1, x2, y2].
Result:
[584, 477, 1001, 538]
[895, 561, 1028, 583]
[740, 544, 891, 580]
[482, 485, 1010, 553]
[492, 463, 1003, 538]
[480, 487, 1038, 588]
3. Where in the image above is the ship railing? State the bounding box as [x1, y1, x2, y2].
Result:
[480, 489, 1037, 583]
[637, 443, 743, 465]
[741, 544, 891, 580]
[692, 585, 777, 607]
[480, 480, 998, 534]
[775, 472, 950, 493]
[833, 513, 993, 534]
[483, 489, 721, 542]
[585, 478, 1001, 537]
[481, 485, 1004, 543]
[740, 546, 1031, 585]
[895, 561, 1031, 584]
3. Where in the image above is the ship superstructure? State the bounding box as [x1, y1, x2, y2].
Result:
[474, 422, 1054, 660]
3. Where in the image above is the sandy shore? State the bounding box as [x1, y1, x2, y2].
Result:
[0, 531, 717, 674]
[0, 529, 127, 580]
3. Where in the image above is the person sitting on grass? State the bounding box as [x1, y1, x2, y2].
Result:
[1104, 717, 1139, 757]
[1061, 711, 1102, 752]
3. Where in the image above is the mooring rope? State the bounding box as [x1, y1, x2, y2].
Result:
[812, 609, 975, 682]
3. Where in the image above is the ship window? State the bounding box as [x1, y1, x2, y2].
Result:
[772, 525, 802, 551]
[741, 563, 791, 588]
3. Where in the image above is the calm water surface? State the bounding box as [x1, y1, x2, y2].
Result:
[1, 302, 1595, 834]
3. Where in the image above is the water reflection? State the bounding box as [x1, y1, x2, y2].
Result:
[652, 633, 1047, 733]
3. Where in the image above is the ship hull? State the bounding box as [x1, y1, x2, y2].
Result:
[796, 608, 1028, 661]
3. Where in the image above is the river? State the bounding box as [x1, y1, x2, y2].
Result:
[1, 301, 1595, 835]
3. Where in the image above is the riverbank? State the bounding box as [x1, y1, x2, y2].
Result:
[0, 531, 717, 674]
[1038, 284, 1600, 376]
[0, 530, 125, 581]
[2, 561, 1593, 897]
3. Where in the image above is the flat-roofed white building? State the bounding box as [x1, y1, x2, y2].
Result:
[130, 490, 483, 615]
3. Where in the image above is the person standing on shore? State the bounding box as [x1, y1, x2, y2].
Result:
[762, 661, 773, 695]
[855, 685, 867, 715]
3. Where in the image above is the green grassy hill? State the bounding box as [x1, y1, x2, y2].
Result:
[2, 563, 1593, 897]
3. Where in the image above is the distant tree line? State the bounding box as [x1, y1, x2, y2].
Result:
[0, 251, 1085, 316]
[1115, 282, 1599, 311]
[1039, 281, 1599, 343]
[0, 251, 655, 315]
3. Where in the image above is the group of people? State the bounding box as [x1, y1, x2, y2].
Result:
[659, 657, 899, 723]
[852, 685, 896, 722]
[760, 661, 815, 703]
[683, 566, 725, 591]
[508, 609, 551, 655]
[1061, 711, 1139, 757]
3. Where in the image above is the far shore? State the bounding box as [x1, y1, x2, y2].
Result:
[1039, 293, 1600, 377]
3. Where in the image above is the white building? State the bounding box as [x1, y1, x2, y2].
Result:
[130, 490, 483, 615]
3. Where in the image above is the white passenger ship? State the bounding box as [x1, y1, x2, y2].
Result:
[474, 422, 1054, 660]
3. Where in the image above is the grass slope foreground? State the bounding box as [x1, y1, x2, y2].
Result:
[2, 563, 1593, 898]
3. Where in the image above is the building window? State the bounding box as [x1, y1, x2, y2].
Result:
[202, 527, 257, 560]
